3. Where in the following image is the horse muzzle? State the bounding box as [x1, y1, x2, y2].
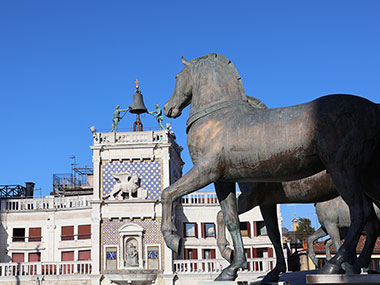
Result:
[164, 105, 181, 118]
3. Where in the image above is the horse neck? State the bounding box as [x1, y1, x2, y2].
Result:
[189, 75, 246, 116]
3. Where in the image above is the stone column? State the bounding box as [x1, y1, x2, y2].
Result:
[91, 202, 102, 275]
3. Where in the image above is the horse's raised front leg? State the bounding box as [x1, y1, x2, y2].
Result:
[215, 182, 247, 281]
[260, 204, 287, 283]
[307, 227, 327, 267]
[161, 166, 214, 254]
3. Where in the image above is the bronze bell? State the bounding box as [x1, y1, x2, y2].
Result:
[130, 89, 148, 114]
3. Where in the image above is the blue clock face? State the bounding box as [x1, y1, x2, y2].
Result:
[106, 251, 116, 260]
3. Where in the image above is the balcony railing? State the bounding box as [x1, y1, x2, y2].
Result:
[173, 257, 275, 274]
[1, 195, 92, 212]
[0, 261, 92, 276]
[180, 192, 219, 205]
[12, 236, 42, 242]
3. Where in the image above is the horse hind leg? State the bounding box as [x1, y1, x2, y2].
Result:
[307, 227, 328, 268]
[260, 204, 287, 283]
[321, 170, 369, 274]
[214, 181, 247, 281]
[352, 201, 380, 273]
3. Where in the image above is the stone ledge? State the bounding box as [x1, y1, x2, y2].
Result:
[306, 274, 380, 284]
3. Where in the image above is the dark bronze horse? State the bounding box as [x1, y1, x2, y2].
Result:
[217, 171, 380, 281]
[308, 196, 380, 269]
[161, 53, 380, 281]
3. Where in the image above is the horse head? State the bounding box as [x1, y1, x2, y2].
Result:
[164, 54, 249, 119]
[164, 56, 193, 118]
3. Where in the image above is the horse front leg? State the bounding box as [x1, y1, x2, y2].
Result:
[217, 210, 233, 262]
[260, 204, 287, 283]
[217, 182, 260, 263]
[215, 182, 247, 281]
[161, 166, 214, 254]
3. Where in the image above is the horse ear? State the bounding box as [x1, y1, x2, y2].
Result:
[181, 56, 190, 66]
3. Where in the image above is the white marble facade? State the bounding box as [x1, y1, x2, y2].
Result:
[0, 129, 282, 285]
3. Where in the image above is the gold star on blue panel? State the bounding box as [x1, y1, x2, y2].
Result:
[102, 160, 162, 200]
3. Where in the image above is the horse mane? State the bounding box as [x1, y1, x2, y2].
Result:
[189, 54, 267, 109]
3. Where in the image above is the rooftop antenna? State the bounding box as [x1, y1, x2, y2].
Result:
[69, 156, 77, 187]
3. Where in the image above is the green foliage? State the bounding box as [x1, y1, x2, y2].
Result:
[295, 217, 315, 241]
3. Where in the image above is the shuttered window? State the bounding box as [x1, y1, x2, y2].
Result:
[78, 250, 91, 260]
[12, 253, 24, 262]
[28, 252, 41, 262]
[184, 248, 198, 260]
[78, 225, 91, 240]
[29, 228, 41, 242]
[61, 226, 74, 241]
[61, 251, 74, 261]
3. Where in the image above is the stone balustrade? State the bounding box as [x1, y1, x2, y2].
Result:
[173, 257, 275, 274]
[0, 261, 92, 276]
[92, 130, 171, 145]
[0, 195, 92, 212]
[180, 192, 219, 205]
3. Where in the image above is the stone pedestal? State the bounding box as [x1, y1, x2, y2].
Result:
[306, 274, 380, 284]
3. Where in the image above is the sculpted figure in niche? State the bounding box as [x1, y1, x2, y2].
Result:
[126, 242, 139, 267]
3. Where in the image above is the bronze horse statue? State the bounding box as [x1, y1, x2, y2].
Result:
[161, 53, 380, 281]
[216, 171, 380, 280]
[217, 171, 337, 280]
[308, 196, 380, 269]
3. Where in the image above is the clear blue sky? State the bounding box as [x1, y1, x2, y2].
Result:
[1, 1, 379, 230]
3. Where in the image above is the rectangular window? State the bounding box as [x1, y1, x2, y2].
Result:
[61, 226, 74, 241]
[78, 250, 91, 261]
[106, 247, 117, 271]
[12, 253, 24, 262]
[257, 221, 267, 236]
[147, 246, 159, 270]
[78, 225, 91, 240]
[28, 252, 41, 262]
[12, 228, 25, 242]
[257, 248, 267, 258]
[240, 222, 251, 237]
[184, 223, 198, 238]
[184, 248, 198, 260]
[201, 223, 215, 238]
[29, 228, 42, 242]
[202, 249, 216, 259]
[61, 251, 74, 261]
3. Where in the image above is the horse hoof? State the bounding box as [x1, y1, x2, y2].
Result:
[261, 271, 280, 283]
[320, 262, 344, 274]
[343, 263, 360, 274]
[214, 268, 237, 281]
